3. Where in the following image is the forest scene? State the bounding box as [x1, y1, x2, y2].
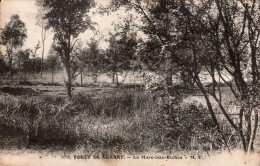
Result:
[0, 0, 260, 165]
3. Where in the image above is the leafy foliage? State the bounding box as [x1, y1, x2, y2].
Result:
[105, 30, 138, 72]
[16, 49, 32, 74]
[0, 54, 8, 76]
[77, 38, 105, 82]
[45, 54, 62, 73]
[108, 0, 260, 153]
[42, 0, 95, 38]
[103, 22, 138, 84]
[1, 15, 27, 49]
[39, 0, 95, 98]
[0, 15, 27, 78]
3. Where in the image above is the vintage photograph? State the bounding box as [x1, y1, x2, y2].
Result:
[0, 0, 259, 165]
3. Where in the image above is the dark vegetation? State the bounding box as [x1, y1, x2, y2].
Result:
[1, 87, 39, 96]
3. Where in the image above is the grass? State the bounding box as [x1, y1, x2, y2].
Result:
[0, 89, 162, 153]
[0, 83, 259, 157]
[0, 87, 226, 155]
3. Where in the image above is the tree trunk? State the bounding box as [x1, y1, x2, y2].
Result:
[239, 107, 247, 152]
[195, 76, 231, 153]
[211, 64, 216, 94]
[40, 43, 44, 77]
[93, 75, 98, 83]
[165, 54, 173, 86]
[112, 72, 115, 84]
[245, 108, 252, 149]
[40, 23, 46, 77]
[51, 71, 54, 83]
[116, 72, 119, 86]
[33, 57, 35, 75]
[247, 109, 259, 154]
[80, 71, 83, 86]
[66, 35, 72, 99]
[9, 56, 13, 80]
[66, 64, 72, 99]
[24, 69, 27, 82]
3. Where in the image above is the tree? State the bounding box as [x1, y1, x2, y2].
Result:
[77, 38, 104, 84]
[39, 0, 95, 98]
[0, 52, 8, 80]
[34, 57, 42, 74]
[69, 41, 86, 86]
[0, 15, 27, 79]
[32, 41, 41, 75]
[171, 0, 260, 153]
[104, 22, 138, 85]
[45, 53, 62, 83]
[16, 49, 32, 82]
[108, 0, 185, 86]
[208, 0, 260, 153]
[36, 0, 51, 77]
[109, 0, 260, 153]
[157, 0, 260, 153]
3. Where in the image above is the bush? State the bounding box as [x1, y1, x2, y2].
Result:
[159, 103, 219, 151]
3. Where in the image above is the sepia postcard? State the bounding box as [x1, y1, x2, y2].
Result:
[0, 0, 259, 165]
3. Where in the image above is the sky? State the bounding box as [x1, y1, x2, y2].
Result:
[0, 0, 127, 58]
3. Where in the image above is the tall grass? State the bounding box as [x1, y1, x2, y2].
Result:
[0, 90, 162, 152]
[0, 89, 236, 155]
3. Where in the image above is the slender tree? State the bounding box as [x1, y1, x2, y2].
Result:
[211, 0, 260, 153]
[16, 49, 31, 82]
[77, 38, 104, 84]
[104, 23, 137, 86]
[0, 15, 27, 79]
[38, 0, 95, 98]
[32, 41, 41, 75]
[35, 0, 50, 77]
[45, 53, 62, 83]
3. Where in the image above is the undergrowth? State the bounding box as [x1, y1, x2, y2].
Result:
[0, 89, 238, 155]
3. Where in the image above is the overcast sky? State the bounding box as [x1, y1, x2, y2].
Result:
[0, 0, 128, 58]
